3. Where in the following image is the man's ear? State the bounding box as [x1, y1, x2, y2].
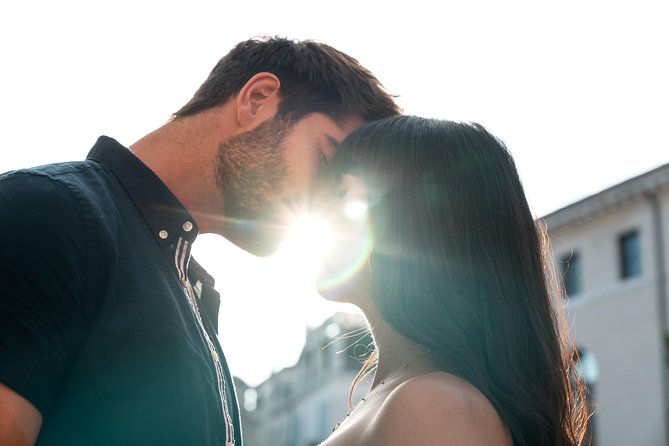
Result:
[236, 72, 281, 128]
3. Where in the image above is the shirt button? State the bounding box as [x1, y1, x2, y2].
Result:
[159, 230, 169, 239]
[211, 350, 219, 363]
[183, 221, 194, 232]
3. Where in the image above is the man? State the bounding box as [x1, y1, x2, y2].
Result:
[0, 36, 400, 445]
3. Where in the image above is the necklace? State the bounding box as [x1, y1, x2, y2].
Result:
[332, 349, 432, 432]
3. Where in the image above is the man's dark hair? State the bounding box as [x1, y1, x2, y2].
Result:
[174, 36, 400, 123]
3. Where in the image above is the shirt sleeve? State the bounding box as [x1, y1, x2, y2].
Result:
[0, 172, 89, 416]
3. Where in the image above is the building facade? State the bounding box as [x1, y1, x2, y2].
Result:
[545, 163, 669, 446]
[239, 312, 371, 446]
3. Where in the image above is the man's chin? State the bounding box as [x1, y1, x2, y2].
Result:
[222, 220, 288, 257]
[242, 235, 283, 257]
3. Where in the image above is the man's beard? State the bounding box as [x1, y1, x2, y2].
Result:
[215, 116, 293, 256]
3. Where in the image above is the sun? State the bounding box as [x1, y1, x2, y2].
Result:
[274, 215, 334, 280]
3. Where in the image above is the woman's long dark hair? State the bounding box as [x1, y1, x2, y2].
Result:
[333, 116, 588, 446]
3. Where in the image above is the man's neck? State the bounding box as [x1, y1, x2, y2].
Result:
[130, 106, 236, 235]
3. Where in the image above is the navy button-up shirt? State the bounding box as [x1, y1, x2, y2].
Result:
[0, 136, 242, 445]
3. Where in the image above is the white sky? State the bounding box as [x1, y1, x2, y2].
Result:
[1, 0, 667, 386]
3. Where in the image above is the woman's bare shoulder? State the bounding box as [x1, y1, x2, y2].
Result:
[366, 372, 513, 446]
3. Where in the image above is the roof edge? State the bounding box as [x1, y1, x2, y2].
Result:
[542, 162, 669, 230]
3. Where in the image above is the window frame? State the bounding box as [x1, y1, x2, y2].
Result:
[618, 229, 642, 280]
[559, 250, 583, 297]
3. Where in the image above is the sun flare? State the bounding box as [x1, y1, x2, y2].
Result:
[343, 200, 368, 221]
[275, 215, 333, 279]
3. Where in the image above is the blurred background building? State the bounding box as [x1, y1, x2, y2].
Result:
[238, 163, 669, 446]
[237, 313, 372, 446]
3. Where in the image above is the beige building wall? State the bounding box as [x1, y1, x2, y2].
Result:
[546, 178, 669, 446]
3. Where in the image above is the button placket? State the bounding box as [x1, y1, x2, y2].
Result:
[182, 277, 234, 444]
[176, 237, 234, 445]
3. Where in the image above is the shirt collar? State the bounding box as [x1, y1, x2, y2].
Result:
[86, 136, 199, 249]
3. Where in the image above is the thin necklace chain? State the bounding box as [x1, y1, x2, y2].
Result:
[332, 349, 432, 432]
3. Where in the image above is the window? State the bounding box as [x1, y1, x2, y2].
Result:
[619, 230, 641, 279]
[575, 348, 599, 446]
[243, 388, 258, 412]
[559, 251, 582, 296]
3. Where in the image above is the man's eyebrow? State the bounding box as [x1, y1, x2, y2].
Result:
[326, 136, 342, 150]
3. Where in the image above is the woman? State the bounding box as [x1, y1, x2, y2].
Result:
[316, 116, 588, 445]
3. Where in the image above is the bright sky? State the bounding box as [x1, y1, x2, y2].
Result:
[1, 0, 667, 386]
